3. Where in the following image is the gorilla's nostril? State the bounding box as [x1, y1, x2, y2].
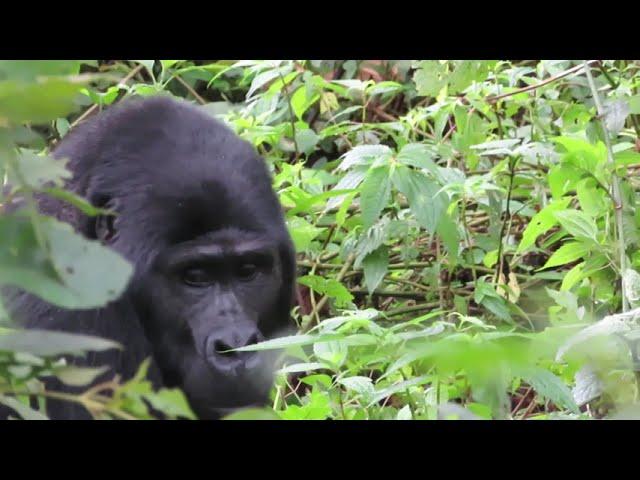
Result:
[214, 339, 235, 356]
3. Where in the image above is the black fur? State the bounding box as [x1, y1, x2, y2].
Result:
[3, 96, 296, 419]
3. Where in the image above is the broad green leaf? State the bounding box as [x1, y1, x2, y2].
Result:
[436, 213, 461, 262]
[0, 60, 82, 82]
[576, 177, 607, 217]
[359, 165, 391, 229]
[0, 79, 85, 123]
[517, 367, 580, 414]
[7, 151, 70, 189]
[294, 128, 318, 155]
[287, 217, 322, 252]
[391, 165, 447, 233]
[0, 215, 132, 309]
[413, 61, 447, 97]
[396, 143, 439, 173]
[338, 376, 374, 397]
[542, 241, 591, 270]
[0, 330, 120, 356]
[291, 85, 320, 120]
[298, 275, 353, 307]
[517, 198, 572, 253]
[554, 210, 598, 243]
[144, 388, 196, 420]
[561, 262, 585, 291]
[362, 246, 389, 293]
[339, 145, 392, 171]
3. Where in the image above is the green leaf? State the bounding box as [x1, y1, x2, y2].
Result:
[0, 330, 120, 356]
[287, 217, 322, 252]
[298, 275, 353, 307]
[517, 198, 572, 253]
[396, 143, 439, 173]
[0, 394, 48, 420]
[554, 210, 598, 243]
[517, 367, 580, 414]
[413, 61, 447, 97]
[294, 128, 318, 155]
[291, 85, 320, 120]
[542, 241, 591, 270]
[0, 215, 132, 309]
[0, 60, 82, 82]
[561, 262, 585, 291]
[143, 388, 196, 420]
[54, 365, 109, 387]
[233, 333, 341, 352]
[362, 246, 389, 294]
[436, 213, 461, 262]
[391, 165, 447, 233]
[339, 145, 392, 171]
[576, 177, 608, 217]
[8, 151, 70, 189]
[359, 165, 391, 229]
[0, 79, 85, 123]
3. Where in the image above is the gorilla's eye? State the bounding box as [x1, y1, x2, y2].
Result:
[182, 267, 214, 287]
[236, 262, 258, 281]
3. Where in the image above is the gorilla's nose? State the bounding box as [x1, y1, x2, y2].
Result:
[205, 325, 264, 373]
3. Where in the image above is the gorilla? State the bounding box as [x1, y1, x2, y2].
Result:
[3, 95, 297, 419]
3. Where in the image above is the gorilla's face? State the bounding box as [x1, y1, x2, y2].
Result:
[130, 226, 289, 419]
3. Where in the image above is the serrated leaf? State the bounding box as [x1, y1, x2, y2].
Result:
[554, 210, 598, 243]
[396, 143, 439, 173]
[337, 376, 374, 396]
[339, 145, 392, 171]
[391, 166, 447, 233]
[298, 275, 353, 307]
[362, 246, 388, 293]
[517, 367, 580, 413]
[144, 388, 196, 420]
[572, 365, 603, 406]
[360, 165, 391, 229]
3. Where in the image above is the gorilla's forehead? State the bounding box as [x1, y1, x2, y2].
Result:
[139, 176, 282, 245]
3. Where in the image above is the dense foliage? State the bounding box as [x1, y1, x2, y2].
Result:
[2, 60, 640, 420]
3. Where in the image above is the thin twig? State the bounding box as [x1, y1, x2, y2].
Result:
[487, 60, 600, 104]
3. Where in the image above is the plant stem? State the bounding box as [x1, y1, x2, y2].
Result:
[583, 61, 629, 312]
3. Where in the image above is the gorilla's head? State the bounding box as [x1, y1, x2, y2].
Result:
[52, 96, 296, 419]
